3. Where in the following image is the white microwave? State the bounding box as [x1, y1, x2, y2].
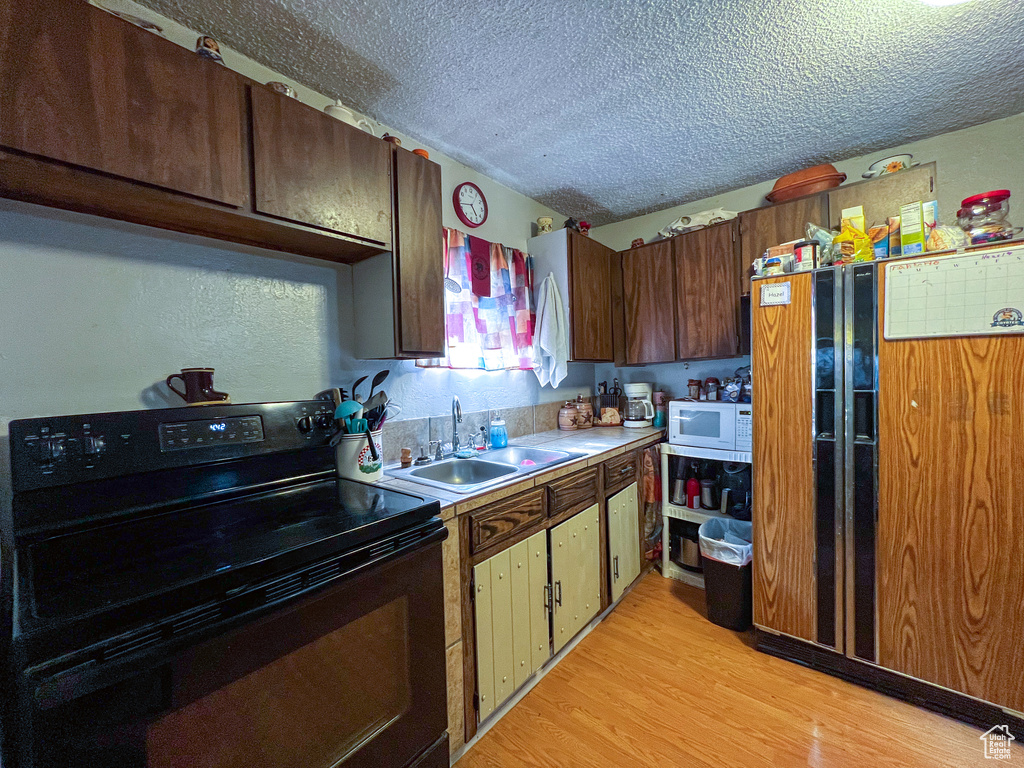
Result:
[668, 401, 752, 452]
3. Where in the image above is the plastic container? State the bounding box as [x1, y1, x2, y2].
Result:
[335, 428, 383, 482]
[957, 190, 1021, 245]
[698, 518, 753, 631]
[489, 418, 508, 449]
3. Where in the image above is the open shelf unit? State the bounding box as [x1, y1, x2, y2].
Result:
[660, 443, 752, 588]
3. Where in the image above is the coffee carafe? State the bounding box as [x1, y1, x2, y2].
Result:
[622, 382, 655, 428]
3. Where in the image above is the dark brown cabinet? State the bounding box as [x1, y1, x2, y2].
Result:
[251, 85, 392, 246]
[393, 148, 444, 357]
[675, 221, 740, 359]
[569, 232, 615, 361]
[738, 194, 828, 295]
[0, 0, 246, 206]
[621, 241, 676, 365]
[351, 147, 444, 359]
[826, 162, 936, 231]
[526, 230, 615, 362]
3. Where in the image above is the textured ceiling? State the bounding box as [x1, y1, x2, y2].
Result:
[137, 0, 1024, 225]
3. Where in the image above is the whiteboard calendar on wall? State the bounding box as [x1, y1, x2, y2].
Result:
[884, 248, 1024, 340]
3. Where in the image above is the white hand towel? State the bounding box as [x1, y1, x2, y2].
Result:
[531, 274, 569, 387]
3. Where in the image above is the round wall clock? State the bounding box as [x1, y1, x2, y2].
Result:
[453, 182, 488, 228]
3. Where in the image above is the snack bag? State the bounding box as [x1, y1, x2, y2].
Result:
[834, 220, 874, 263]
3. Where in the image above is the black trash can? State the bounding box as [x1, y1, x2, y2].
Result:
[698, 518, 753, 631]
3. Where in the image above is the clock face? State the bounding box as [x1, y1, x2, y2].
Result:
[454, 182, 488, 228]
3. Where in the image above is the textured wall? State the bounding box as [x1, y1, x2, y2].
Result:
[592, 112, 1024, 252]
[0, 203, 593, 436]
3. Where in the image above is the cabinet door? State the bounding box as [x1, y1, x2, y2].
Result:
[0, 0, 245, 206]
[827, 163, 936, 231]
[621, 241, 676, 365]
[568, 232, 614, 361]
[393, 149, 444, 357]
[472, 559, 495, 720]
[527, 531, 551, 673]
[751, 273, 817, 643]
[551, 505, 601, 653]
[509, 538, 534, 690]
[608, 483, 641, 602]
[738, 194, 827, 295]
[488, 549, 515, 707]
[676, 222, 740, 359]
[251, 86, 391, 245]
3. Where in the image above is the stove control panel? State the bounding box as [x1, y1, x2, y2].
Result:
[10, 401, 335, 493]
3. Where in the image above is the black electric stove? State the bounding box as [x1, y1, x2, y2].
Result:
[3, 401, 449, 768]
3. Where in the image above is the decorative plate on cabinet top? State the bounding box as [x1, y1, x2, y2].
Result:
[862, 154, 919, 179]
[765, 164, 846, 204]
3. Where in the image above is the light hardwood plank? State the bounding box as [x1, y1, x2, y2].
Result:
[457, 574, 1017, 768]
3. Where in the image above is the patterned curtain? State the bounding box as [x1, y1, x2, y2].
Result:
[419, 228, 535, 370]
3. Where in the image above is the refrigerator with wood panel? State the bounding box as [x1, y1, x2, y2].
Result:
[750, 247, 1024, 733]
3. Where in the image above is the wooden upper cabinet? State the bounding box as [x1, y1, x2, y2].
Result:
[827, 162, 936, 231]
[251, 85, 392, 245]
[738, 194, 827, 295]
[675, 221, 740, 359]
[393, 148, 444, 356]
[621, 241, 676, 365]
[568, 232, 614, 361]
[0, 0, 245, 206]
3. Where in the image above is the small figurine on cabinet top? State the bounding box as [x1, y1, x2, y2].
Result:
[537, 216, 553, 234]
[631, 238, 645, 248]
[578, 221, 591, 236]
[196, 36, 224, 64]
[563, 218, 580, 232]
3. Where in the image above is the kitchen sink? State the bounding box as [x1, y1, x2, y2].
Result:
[483, 446, 579, 469]
[391, 444, 586, 494]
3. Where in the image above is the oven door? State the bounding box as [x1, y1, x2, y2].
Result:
[18, 527, 447, 768]
[668, 402, 737, 450]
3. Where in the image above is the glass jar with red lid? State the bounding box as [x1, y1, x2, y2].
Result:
[956, 190, 1021, 245]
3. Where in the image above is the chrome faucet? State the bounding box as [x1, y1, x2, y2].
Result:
[451, 396, 463, 454]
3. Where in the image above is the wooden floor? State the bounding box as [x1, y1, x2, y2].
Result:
[456, 572, 1021, 767]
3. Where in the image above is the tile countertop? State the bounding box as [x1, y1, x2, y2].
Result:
[376, 427, 665, 520]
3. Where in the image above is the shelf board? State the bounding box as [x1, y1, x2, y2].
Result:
[663, 502, 729, 525]
[662, 444, 751, 463]
[661, 559, 705, 589]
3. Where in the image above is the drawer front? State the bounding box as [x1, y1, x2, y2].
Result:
[604, 450, 639, 496]
[470, 488, 547, 555]
[547, 467, 599, 521]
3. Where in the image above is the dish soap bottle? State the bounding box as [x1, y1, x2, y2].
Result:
[489, 417, 508, 449]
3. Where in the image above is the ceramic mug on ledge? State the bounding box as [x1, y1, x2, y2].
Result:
[166, 368, 231, 405]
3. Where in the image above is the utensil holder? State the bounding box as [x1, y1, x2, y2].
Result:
[335, 429, 383, 482]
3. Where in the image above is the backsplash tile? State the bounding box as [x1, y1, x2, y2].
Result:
[534, 400, 565, 431]
[493, 405, 534, 439]
[381, 417, 428, 464]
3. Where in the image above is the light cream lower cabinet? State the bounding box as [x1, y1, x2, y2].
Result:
[607, 482, 641, 603]
[550, 505, 601, 653]
[473, 530, 550, 720]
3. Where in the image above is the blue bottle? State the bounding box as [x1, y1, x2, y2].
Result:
[489, 417, 508, 449]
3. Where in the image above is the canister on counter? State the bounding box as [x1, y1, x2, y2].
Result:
[793, 240, 818, 271]
[704, 377, 720, 401]
[687, 379, 702, 399]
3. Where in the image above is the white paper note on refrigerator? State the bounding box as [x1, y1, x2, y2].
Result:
[883, 248, 1024, 340]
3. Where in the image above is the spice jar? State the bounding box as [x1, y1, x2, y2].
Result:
[957, 190, 1021, 245]
[687, 379, 702, 399]
[558, 401, 580, 431]
[574, 395, 593, 429]
[704, 377, 720, 401]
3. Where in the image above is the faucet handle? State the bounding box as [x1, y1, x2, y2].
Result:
[429, 440, 443, 461]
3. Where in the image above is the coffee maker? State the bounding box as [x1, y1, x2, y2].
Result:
[622, 382, 654, 428]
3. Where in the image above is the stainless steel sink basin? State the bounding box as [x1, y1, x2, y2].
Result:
[410, 458, 518, 485]
[390, 444, 587, 495]
[484, 446, 578, 468]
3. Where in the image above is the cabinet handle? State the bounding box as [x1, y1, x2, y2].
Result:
[555, 580, 562, 607]
[619, 466, 633, 475]
[544, 583, 552, 612]
[613, 555, 619, 580]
